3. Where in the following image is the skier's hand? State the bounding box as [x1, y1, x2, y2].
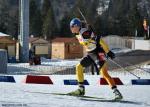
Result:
[107, 51, 115, 59]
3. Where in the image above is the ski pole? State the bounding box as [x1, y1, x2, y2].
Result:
[108, 58, 141, 79]
[116, 59, 150, 74]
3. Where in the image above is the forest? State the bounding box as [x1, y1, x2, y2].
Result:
[0, 0, 149, 40]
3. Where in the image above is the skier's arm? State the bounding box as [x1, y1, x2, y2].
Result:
[99, 39, 109, 53]
[76, 35, 88, 45]
[76, 30, 92, 46]
[99, 39, 115, 59]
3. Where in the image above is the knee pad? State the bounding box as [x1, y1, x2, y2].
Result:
[98, 61, 105, 69]
[80, 56, 93, 67]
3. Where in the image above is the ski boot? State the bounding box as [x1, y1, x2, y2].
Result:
[68, 86, 85, 96]
[113, 88, 123, 100]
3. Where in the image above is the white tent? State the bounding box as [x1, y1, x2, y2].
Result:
[0, 32, 10, 37]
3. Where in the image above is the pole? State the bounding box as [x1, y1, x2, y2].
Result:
[134, 29, 137, 49]
[116, 59, 150, 74]
[148, 26, 149, 39]
[19, 0, 29, 62]
[108, 58, 141, 79]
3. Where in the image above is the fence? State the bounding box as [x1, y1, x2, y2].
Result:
[5, 35, 150, 75]
[6, 61, 149, 76]
[102, 35, 133, 49]
[103, 35, 150, 50]
[134, 39, 150, 50]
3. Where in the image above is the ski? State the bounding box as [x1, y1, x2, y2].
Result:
[23, 90, 141, 104]
[50, 93, 124, 101]
[23, 90, 104, 99]
[79, 98, 139, 104]
[50, 92, 104, 99]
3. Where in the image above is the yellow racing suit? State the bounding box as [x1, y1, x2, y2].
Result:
[76, 28, 116, 89]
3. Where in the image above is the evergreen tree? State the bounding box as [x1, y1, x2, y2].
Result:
[86, 0, 99, 25]
[0, 0, 18, 38]
[30, 0, 42, 37]
[42, 8, 55, 39]
[41, 0, 51, 21]
[7, 10, 19, 38]
[94, 16, 104, 35]
[72, 1, 87, 20]
[59, 15, 72, 37]
[0, 0, 10, 33]
[127, 4, 143, 36]
[41, 0, 57, 39]
[73, 0, 99, 24]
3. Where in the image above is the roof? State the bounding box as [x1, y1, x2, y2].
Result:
[0, 32, 10, 37]
[29, 37, 49, 44]
[52, 37, 78, 43]
[0, 37, 16, 44]
[29, 37, 39, 43]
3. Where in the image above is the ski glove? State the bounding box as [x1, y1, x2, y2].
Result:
[107, 51, 115, 59]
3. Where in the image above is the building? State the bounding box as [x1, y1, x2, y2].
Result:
[52, 37, 83, 59]
[29, 37, 50, 58]
[0, 32, 16, 59]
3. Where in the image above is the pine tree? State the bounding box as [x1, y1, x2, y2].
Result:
[127, 4, 143, 36]
[86, 0, 99, 25]
[59, 15, 72, 37]
[41, 0, 51, 21]
[73, 0, 98, 24]
[0, 0, 19, 38]
[41, 0, 57, 39]
[30, 0, 42, 37]
[0, 0, 10, 33]
[7, 11, 19, 38]
[42, 8, 55, 39]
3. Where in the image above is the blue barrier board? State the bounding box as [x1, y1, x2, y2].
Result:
[132, 79, 150, 85]
[64, 79, 89, 85]
[0, 76, 15, 83]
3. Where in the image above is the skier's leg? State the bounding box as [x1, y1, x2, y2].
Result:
[100, 62, 115, 87]
[76, 63, 84, 85]
[100, 61, 123, 100]
[68, 56, 93, 96]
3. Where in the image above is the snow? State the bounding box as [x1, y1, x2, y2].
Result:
[1, 65, 150, 107]
[41, 57, 79, 67]
[1, 49, 150, 107]
[7, 48, 133, 75]
[111, 48, 132, 54]
[0, 74, 150, 107]
[0, 32, 10, 37]
[7, 59, 79, 75]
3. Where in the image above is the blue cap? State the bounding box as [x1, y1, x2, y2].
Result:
[70, 18, 81, 27]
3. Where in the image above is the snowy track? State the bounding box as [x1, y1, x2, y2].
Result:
[0, 75, 150, 107]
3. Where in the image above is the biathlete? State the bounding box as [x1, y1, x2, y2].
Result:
[68, 18, 123, 100]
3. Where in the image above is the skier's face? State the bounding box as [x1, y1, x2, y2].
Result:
[70, 25, 80, 33]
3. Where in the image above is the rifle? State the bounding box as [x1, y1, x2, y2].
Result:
[77, 8, 94, 32]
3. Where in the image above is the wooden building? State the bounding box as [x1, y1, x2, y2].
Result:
[51, 37, 83, 59]
[29, 37, 50, 58]
[0, 32, 16, 58]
